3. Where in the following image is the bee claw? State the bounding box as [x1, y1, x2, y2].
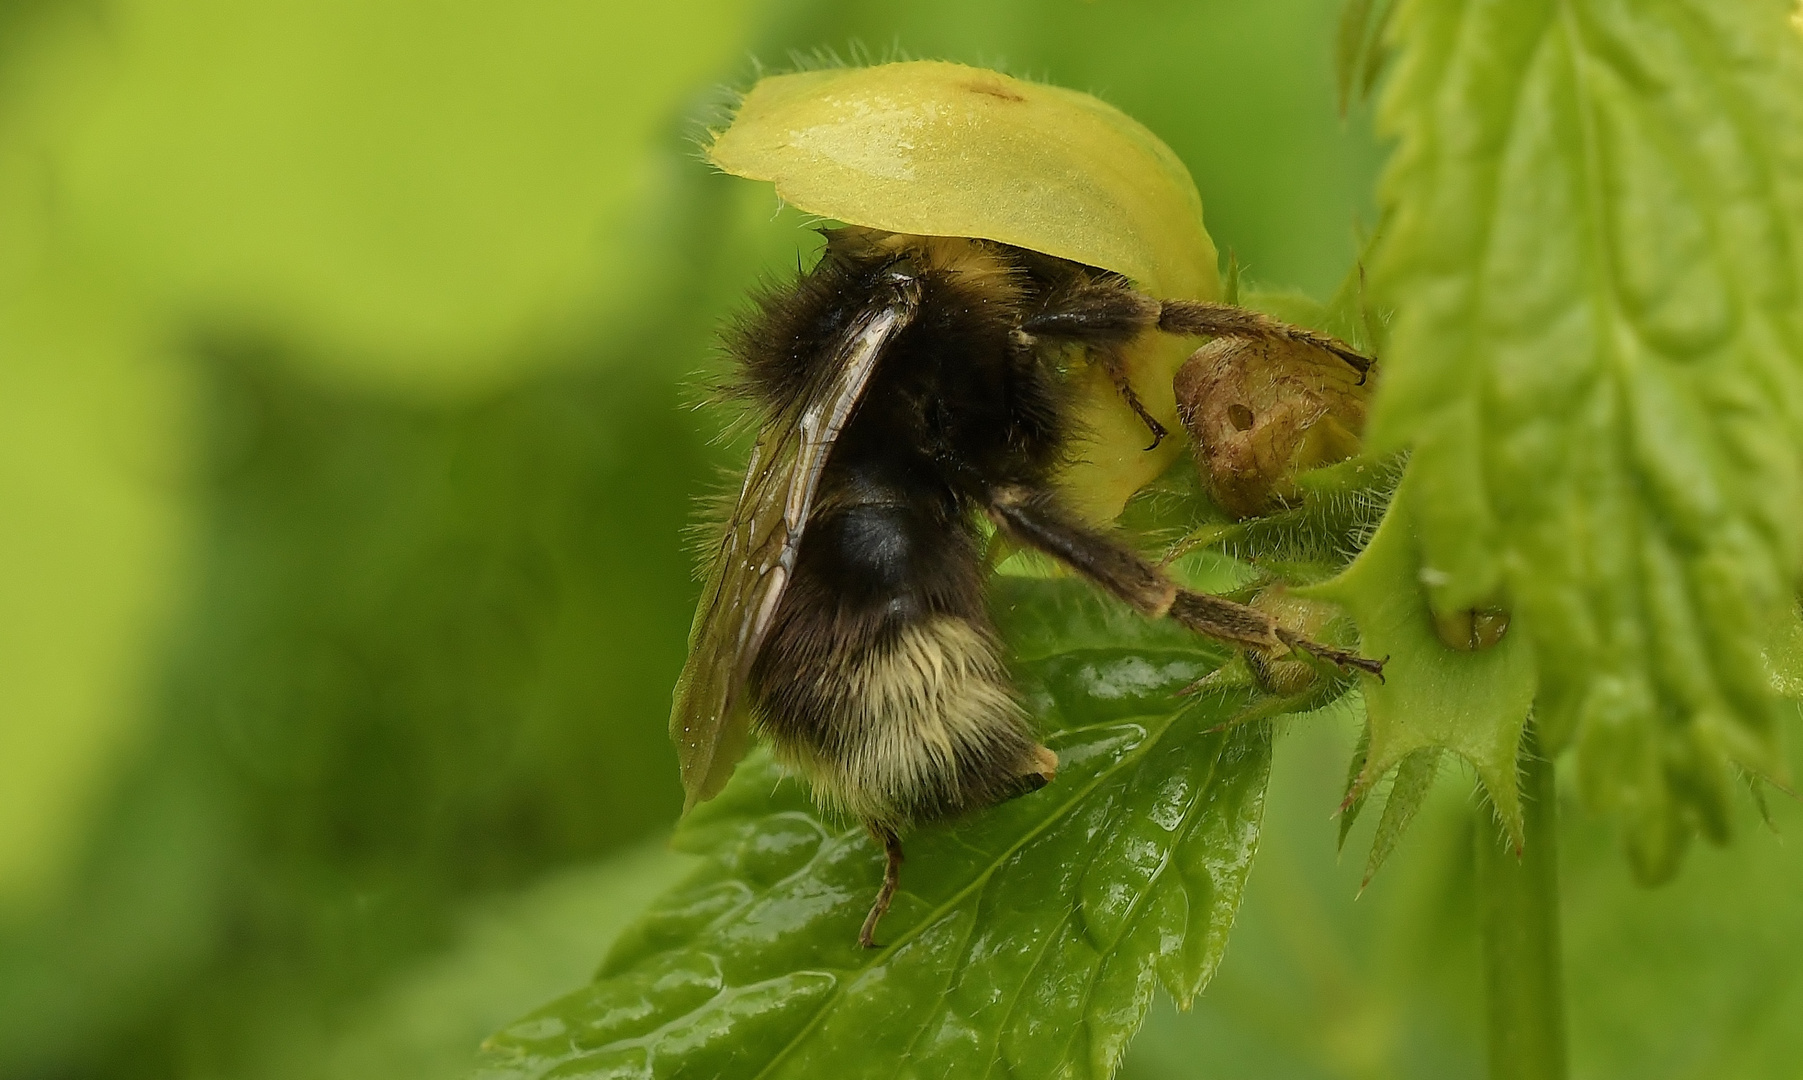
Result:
[1279, 630, 1387, 681]
[858, 827, 904, 949]
[1140, 412, 1169, 451]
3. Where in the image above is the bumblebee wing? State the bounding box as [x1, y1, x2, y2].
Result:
[671, 275, 921, 811]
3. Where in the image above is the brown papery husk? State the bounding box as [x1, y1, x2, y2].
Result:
[1174, 336, 1370, 518]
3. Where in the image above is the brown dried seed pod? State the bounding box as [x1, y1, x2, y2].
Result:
[1174, 336, 1371, 518]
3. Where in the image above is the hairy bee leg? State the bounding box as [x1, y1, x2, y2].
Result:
[1012, 325, 1166, 450]
[859, 826, 904, 949]
[1154, 300, 1372, 378]
[1163, 588, 1285, 650]
[1275, 628, 1387, 679]
[988, 488, 1385, 677]
[1095, 347, 1167, 450]
[987, 487, 1179, 618]
[1018, 282, 1373, 380]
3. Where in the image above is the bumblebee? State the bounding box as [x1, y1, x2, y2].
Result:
[673, 225, 1377, 947]
[672, 60, 1381, 947]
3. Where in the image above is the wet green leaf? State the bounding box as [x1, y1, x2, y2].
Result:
[1371, 0, 1803, 879]
[1126, 725, 1803, 1080]
[478, 578, 1279, 1080]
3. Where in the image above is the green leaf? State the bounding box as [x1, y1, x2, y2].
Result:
[1362, 748, 1441, 889]
[1766, 603, 1803, 699]
[1335, 0, 1377, 116]
[478, 578, 1278, 1080]
[1304, 473, 1538, 847]
[1129, 722, 1803, 1079]
[1336, 722, 1372, 851]
[1370, 0, 1803, 879]
[1334, 0, 1396, 116]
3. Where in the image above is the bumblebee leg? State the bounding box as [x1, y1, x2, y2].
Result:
[1015, 289, 1167, 447]
[988, 486, 1181, 619]
[859, 825, 904, 949]
[988, 487, 1384, 677]
[1094, 347, 1167, 450]
[1172, 591, 1386, 679]
[1272, 626, 1388, 680]
[1013, 319, 1165, 449]
[1155, 300, 1372, 379]
[1019, 281, 1372, 380]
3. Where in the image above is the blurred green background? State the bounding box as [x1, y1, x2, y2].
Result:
[2, 1, 1799, 1078]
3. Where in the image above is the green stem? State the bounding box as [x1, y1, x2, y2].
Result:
[1475, 722, 1568, 1080]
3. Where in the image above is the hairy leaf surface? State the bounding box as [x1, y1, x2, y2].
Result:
[477, 578, 1281, 1080]
[1305, 473, 1536, 853]
[1372, 0, 1803, 878]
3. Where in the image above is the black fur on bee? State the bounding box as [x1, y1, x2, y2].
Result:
[734, 230, 1075, 832]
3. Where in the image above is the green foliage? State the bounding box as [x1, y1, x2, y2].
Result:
[0, 333, 718, 1077]
[1369, 0, 1803, 880]
[1334, 0, 1395, 116]
[1, 2, 1393, 1076]
[1361, 747, 1442, 890]
[1305, 474, 1537, 847]
[0, 0, 758, 906]
[479, 578, 1275, 1080]
[1123, 720, 1803, 1080]
[6, 1, 1803, 1078]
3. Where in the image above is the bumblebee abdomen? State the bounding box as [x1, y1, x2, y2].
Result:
[756, 612, 1054, 829]
[749, 480, 1055, 829]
